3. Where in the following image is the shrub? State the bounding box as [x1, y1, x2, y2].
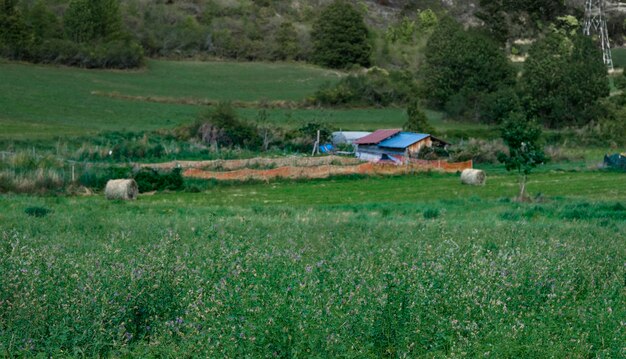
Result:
[195, 103, 260, 149]
[449, 138, 508, 164]
[312, 69, 418, 107]
[133, 168, 184, 192]
[423, 208, 440, 219]
[24, 206, 51, 217]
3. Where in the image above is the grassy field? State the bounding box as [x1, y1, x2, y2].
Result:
[1, 171, 624, 357]
[0, 60, 475, 140]
[0, 60, 343, 138]
[2, 59, 624, 357]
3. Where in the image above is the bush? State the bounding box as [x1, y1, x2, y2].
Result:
[449, 138, 508, 164]
[423, 208, 440, 219]
[133, 168, 184, 192]
[312, 68, 418, 107]
[24, 206, 51, 217]
[195, 103, 260, 149]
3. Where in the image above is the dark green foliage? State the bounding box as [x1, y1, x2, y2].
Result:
[479, 86, 520, 124]
[403, 100, 434, 134]
[423, 208, 440, 219]
[64, 0, 122, 43]
[274, 21, 299, 60]
[24, 206, 51, 217]
[297, 122, 333, 143]
[498, 112, 546, 176]
[196, 102, 260, 149]
[27, 0, 62, 44]
[420, 17, 515, 120]
[0, 0, 143, 68]
[134, 168, 184, 192]
[520, 33, 609, 128]
[0, 0, 30, 58]
[477, 0, 568, 42]
[312, 69, 418, 107]
[498, 112, 547, 199]
[311, 0, 371, 68]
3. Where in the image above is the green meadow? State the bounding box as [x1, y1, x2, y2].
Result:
[1, 170, 625, 357]
[0, 60, 479, 139]
[1, 59, 625, 357]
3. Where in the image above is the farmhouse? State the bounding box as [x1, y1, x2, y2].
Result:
[354, 129, 448, 164]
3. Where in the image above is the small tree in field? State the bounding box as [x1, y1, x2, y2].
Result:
[498, 112, 546, 201]
[403, 100, 434, 134]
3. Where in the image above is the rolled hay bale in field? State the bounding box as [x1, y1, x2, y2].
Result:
[461, 169, 486, 186]
[105, 179, 138, 200]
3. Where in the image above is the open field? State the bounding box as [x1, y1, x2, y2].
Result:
[2, 58, 624, 357]
[0, 60, 340, 139]
[1, 171, 625, 357]
[0, 60, 482, 140]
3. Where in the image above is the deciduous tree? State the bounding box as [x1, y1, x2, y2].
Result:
[498, 112, 546, 201]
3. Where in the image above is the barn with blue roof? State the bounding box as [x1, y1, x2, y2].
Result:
[355, 129, 449, 164]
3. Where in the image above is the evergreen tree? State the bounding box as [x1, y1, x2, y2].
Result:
[311, 0, 371, 69]
[0, 0, 30, 58]
[28, 0, 62, 44]
[64, 0, 122, 43]
[403, 100, 435, 134]
[521, 33, 609, 128]
[420, 17, 515, 119]
[274, 21, 298, 60]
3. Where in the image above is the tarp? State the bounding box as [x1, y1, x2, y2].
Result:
[604, 153, 626, 170]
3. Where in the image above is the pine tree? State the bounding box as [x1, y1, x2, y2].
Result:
[521, 33, 609, 128]
[0, 0, 30, 57]
[64, 0, 122, 43]
[403, 100, 435, 134]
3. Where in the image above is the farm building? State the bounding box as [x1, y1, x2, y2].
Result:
[332, 131, 372, 145]
[354, 129, 448, 164]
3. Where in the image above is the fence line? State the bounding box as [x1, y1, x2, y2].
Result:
[183, 160, 473, 181]
[140, 155, 362, 171]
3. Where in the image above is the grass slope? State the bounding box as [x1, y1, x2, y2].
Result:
[0, 60, 343, 138]
[0, 60, 470, 140]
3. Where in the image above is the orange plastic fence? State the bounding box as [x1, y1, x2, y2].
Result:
[183, 160, 473, 181]
[140, 155, 361, 171]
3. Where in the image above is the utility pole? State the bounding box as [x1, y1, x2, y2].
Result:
[584, 0, 614, 71]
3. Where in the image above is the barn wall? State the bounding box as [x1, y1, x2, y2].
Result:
[406, 137, 432, 155]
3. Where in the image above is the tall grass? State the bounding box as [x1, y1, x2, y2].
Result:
[0, 196, 624, 357]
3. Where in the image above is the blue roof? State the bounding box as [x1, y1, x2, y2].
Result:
[378, 132, 430, 149]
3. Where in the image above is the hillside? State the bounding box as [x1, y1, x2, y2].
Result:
[7, 0, 623, 68]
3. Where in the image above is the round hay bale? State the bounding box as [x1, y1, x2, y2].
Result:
[105, 179, 138, 200]
[461, 169, 486, 186]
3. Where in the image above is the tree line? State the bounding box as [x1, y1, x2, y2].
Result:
[0, 0, 142, 68]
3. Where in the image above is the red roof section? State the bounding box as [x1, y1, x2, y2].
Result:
[354, 129, 401, 145]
